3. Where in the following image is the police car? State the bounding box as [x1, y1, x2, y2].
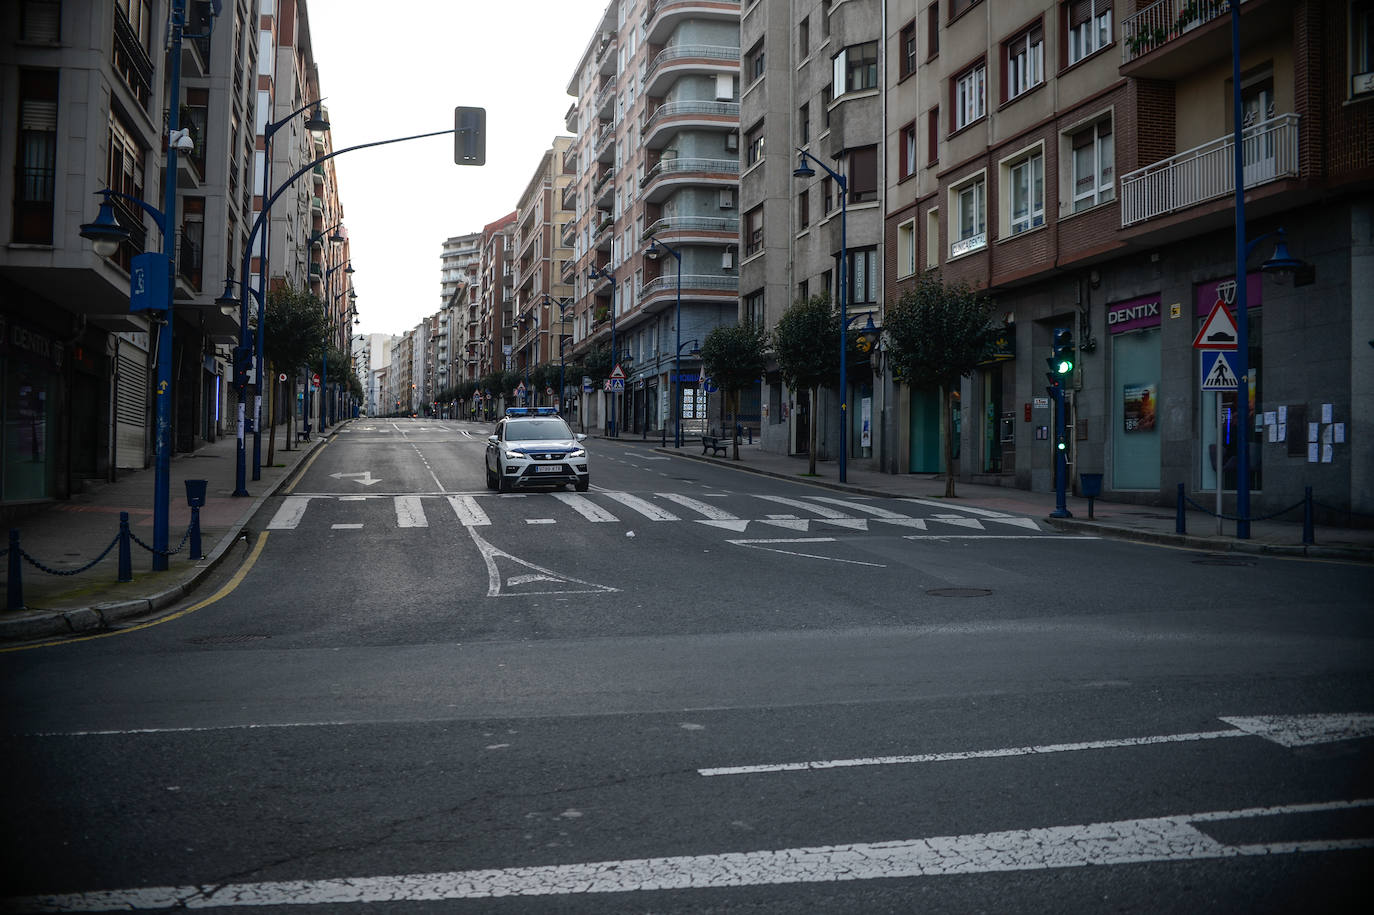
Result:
[485, 407, 590, 493]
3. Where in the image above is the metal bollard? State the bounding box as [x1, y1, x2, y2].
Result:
[118, 512, 133, 583]
[189, 505, 203, 560]
[1302, 486, 1314, 545]
[8, 529, 23, 611]
[1176, 483, 1186, 535]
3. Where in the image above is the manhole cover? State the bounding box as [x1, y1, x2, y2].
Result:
[188, 634, 269, 645]
[1191, 557, 1254, 567]
[926, 588, 993, 598]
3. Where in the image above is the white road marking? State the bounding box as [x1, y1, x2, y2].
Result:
[467, 525, 617, 597]
[700, 713, 1374, 777]
[905, 534, 1100, 540]
[657, 492, 740, 521]
[551, 492, 619, 522]
[988, 517, 1044, 531]
[753, 494, 852, 519]
[329, 523, 364, 530]
[447, 495, 491, 527]
[525, 519, 556, 525]
[266, 496, 315, 530]
[901, 498, 1013, 518]
[931, 515, 984, 530]
[727, 537, 886, 567]
[394, 496, 427, 528]
[809, 497, 929, 529]
[760, 519, 811, 531]
[601, 491, 680, 521]
[16, 800, 1370, 910]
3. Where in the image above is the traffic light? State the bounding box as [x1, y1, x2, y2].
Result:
[232, 345, 252, 389]
[454, 106, 486, 166]
[1048, 327, 1075, 377]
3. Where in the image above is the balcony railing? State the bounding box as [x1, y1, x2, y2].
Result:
[1119, 113, 1300, 227]
[640, 156, 740, 188]
[643, 44, 740, 89]
[1122, 0, 1247, 65]
[643, 216, 739, 237]
[642, 100, 739, 134]
[642, 274, 738, 298]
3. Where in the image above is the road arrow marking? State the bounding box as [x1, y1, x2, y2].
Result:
[698, 713, 1374, 777]
[467, 526, 617, 597]
[16, 799, 1370, 910]
[329, 471, 381, 486]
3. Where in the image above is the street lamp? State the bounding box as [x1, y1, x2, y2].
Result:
[793, 148, 850, 483]
[543, 294, 574, 415]
[79, 0, 204, 568]
[588, 263, 618, 436]
[646, 237, 684, 447]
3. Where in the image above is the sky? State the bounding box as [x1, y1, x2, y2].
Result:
[308, 0, 611, 338]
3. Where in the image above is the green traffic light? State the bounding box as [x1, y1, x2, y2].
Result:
[1054, 358, 1073, 374]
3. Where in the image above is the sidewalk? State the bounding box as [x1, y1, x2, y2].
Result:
[604, 431, 1374, 563]
[0, 422, 336, 642]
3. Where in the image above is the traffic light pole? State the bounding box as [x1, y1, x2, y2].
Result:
[1050, 381, 1071, 519]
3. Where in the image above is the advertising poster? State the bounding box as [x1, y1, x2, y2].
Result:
[1123, 383, 1157, 433]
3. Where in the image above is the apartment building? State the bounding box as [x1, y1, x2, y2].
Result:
[563, 0, 742, 436]
[511, 137, 576, 405]
[885, 0, 1371, 516]
[473, 213, 517, 395]
[0, 0, 261, 514]
[744, 0, 887, 461]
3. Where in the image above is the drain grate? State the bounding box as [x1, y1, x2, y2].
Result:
[926, 588, 993, 598]
[188, 634, 269, 645]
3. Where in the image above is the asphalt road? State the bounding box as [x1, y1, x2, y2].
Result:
[2, 418, 1371, 913]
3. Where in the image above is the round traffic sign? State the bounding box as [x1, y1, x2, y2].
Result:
[279, 373, 287, 382]
[312, 373, 321, 385]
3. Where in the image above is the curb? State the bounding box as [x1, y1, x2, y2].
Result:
[0, 430, 338, 643]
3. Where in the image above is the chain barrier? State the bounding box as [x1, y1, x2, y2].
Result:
[1181, 494, 1306, 523]
[19, 533, 123, 576]
[128, 525, 192, 558]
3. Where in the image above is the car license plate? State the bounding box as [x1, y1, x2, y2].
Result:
[534, 465, 563, 473]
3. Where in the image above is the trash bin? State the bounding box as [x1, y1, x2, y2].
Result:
[1079, 473, 1103, 519]
[184, 479, 208, 507]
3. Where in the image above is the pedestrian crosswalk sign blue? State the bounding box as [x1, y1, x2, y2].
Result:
[1201, 350, 1238, 391]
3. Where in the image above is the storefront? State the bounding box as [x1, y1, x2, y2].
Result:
[1108, 293, 1162, 491]
[0, 314, 62, 503]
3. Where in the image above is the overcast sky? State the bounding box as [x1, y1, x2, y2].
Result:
[309, 0, 610, 338]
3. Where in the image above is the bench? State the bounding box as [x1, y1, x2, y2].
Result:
[702, 433, 732, 456]
[297, 425, 312, 443]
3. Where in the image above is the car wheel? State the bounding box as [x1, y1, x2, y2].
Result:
[575, 476, 589, 493]
[498, 472, 512, 493]
[485, 465, 497, 490]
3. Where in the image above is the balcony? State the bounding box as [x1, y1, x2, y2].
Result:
[595, 79, 616, 119]
[643, 215, 739, 245]
[642, 44, 739, 96]
[642, 100, 739, 149]
[565, 102, 578, 134]
[645, 0, 741, 44]
[596, 123, 616, 164]
[640, 156, 739, 202]
[1119, 113, 1300, 227]
[596, 32, 617, 76]
[1120, 0, 1287, 80]
[593, 216, 614, 252]
[640, 274, 739, 313]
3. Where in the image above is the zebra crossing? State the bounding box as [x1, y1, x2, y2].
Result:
[267, 491, 1047, 535]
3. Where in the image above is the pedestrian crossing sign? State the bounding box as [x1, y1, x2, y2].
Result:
[1201, 350, 1238, 391]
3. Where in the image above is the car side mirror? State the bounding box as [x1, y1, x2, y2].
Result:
[487, 435, 499, 444]
[576, 433, 587, 442]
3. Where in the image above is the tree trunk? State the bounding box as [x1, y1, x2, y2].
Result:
[944, 384, 959, 498]
[807, 386, 818, 476]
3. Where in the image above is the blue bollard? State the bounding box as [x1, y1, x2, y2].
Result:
[189, 505, 203, 560]
[8, 529, 23, 611]
[1176, 483, 1186, 535]
[1302, 486, 1314, 545]
[118, 512, 133, 583]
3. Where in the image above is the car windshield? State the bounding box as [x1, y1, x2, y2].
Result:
[505, 419, 573, 442]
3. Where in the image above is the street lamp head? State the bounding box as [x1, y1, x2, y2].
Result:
[792, 153, 816, 179]
[304, 105, 330, 133]
[646, 242, 660, 261]
[79, 193, 129, 257]
[344, 263, 354, 275]
[214, 276, 238, 308]
[1260, 228, 1308, 281]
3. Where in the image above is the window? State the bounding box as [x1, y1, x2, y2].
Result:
[1004, 23, 1044, 101]
[950, 175, 986, 257]
[798, 279, 809, 301]
[20, 0, 60, 42]
[927, 107, 940, 164]
[799, 102, 810, 145]
[900, 22, 917, 79]
[1355, 0, 1374, 96]
[1066, 1, 1112, 65]
[799, 17, 809, 58]
[745, 205, 764, 257]
[749, 41, 766, 83]
[845, 247, 878, 306]
[919, 211, 938, 273]
[798, 187, 810, 229]
[822, 1, 831, 38]
[899, 122, 918, 180]
[12, 68, 58, 244]
[1004, 148, 1045, 235]
[847, 146, 877, 203]
[953, 61, 986, 130]
[1069, 118, 1114, 212]
[833, 41, 879, 97]
[822, 84, 834, 129]
[927, 4, 940, 58]
[822, 176, 835, 215]
[896, 220, 917, 278]
[745, 123, 764, 168]
[950, 0, 981, 17]
[745, 290, 765, 326]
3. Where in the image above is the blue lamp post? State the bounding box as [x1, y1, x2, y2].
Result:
[543, 294, 574, 414]
[646, 237, 685, 447]
[79, 0, 205, 568]
[589, 263, 618, 436]
[793, 148, 850, 483]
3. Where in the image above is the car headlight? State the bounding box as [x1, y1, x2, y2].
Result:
[503, 449, 525, 460]
[567, 448, 586, 458]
